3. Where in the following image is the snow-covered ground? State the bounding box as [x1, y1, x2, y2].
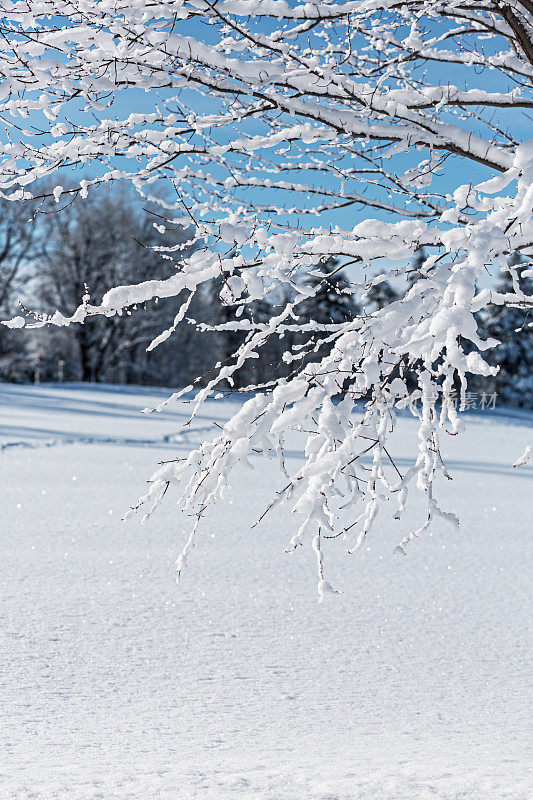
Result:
[1, 383, 531, 800]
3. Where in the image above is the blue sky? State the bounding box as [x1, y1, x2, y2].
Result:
[1, 11, 528, 290]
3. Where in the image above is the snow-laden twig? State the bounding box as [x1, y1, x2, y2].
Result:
[0, 0, 532, 594]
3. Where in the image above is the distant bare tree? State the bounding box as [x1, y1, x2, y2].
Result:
[35, 187, 193, 382]
[0, 196, 42, 379]
[0, 196, 39, 313]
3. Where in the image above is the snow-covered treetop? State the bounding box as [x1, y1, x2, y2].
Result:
[1, 1, 532, 596]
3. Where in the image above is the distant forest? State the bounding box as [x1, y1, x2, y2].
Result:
[1, 186, 531, 408]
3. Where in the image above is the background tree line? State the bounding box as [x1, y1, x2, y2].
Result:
[0, 187, 530, 407]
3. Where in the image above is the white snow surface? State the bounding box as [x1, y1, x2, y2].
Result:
[0, 383, 531, 799]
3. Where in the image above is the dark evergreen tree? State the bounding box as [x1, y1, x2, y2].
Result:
[366, 277, 399, 310]
[402, 247, 429, 389]
[246, 296, 283, 386]
[300, 258, 358, 324]
[480, 256, 533, 408]
[203, 269, 259, 389]
[406, 246, 427, 292]
[295, 257, 360, 368]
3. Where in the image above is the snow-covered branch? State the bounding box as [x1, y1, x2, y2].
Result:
[1, 0, 532, 592]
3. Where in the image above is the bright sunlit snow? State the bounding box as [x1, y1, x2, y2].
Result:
[1, 383, 531, 799]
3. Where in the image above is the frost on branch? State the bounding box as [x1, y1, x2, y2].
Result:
[1, 1, 532, 594]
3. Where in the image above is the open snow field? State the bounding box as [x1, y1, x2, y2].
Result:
[1, 383, 531, 800]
